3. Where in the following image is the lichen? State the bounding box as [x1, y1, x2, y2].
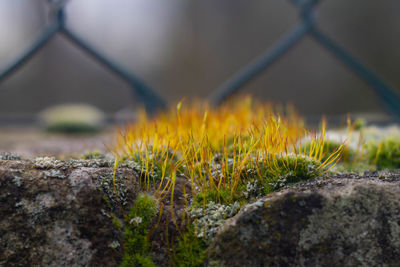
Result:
[12, 176, 23, 187]
[243, 180, 264, 200]
[189, 201, 240, 242]
[33, 157, 61, 169]
[43, 169, 66, 179]
[0, 153, 21, 160]
[99, 171, 129, 207]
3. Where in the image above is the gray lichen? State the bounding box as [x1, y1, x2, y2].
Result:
[43, 170, 66, 179]
[98, 171, 130, 207]
[0, 153, 21, 160]
[12, 176, 23, 187]
[33, 157, 113, 170]
[189, 201, 240, 242]
[243, 180, 264, 200]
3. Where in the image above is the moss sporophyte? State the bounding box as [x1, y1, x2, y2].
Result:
[109, 96, 344, 266]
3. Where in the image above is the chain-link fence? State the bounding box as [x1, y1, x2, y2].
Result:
[1, 0, 400, 119]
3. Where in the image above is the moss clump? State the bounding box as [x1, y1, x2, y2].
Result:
[305, 140, 353, 163]
[192, 154, 324, 207]
[173, 226, 207, 267]
[245, 154, 323, 193]
[120, 194, 158, 267]
[110, 213, 122, 230]
[45, 123, 100, 133]
[353, 118, 366, 130]
[81, 151, 105, 160]
[192, 188, 236, 207]
[39, 104, 104, 134]
[366, 137, 400, 170]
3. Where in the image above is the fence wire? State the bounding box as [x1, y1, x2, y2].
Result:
[1, 0, 400, 120]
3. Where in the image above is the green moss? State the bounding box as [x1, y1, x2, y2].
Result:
[123, 150, 184, 184]
[120, 194, 158, 267]
[366, 137, 400, 170]
[334, 162, 376, 173]
[111, 213, 122, 230]
[353, 118, 366, 130]
[102, 196, 112, 209]
[45, 122, 100, 133]
[305, 140, 354, 163]
[173, 226, 207, 267]
[81, 151, 105, 160]
[193, 153, 325, 207]
[246, 154, 323, 192]
[193, 188, 234, 206]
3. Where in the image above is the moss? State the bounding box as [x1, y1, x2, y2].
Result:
[111, 213, 122, 230]
[81, 151, 105, 160]
[366, 137, 400, 170]
[120, 194, 158, 267]
[245, 154, 323, 193]
[173, 226, 207, 267]
[40, 103, 104, 134]
[334, 162, 376, 173]
[193, 153, 325, 208]
[102, 196, 111, 209]
[45, 122, 100, 133]
[193, 188, 235, 207]
[305, 140, 354, 163]
[118, 152, 183, 184]
[353, 118, 366, 130]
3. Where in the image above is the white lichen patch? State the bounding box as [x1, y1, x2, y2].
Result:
[189, 201, 240, 242]
[99, 171, 129, 207]
[108, 240, 120, 249]
[12, 176, 23, 187]
[0, 153, 21, 160]
[129, 216, 143, 226]
[33, 157, 61, 169]
[244, 180, 264, 200]
[43, 170, 66, 179]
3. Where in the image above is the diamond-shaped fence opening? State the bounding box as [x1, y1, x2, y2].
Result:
[1, 0, 399, 120]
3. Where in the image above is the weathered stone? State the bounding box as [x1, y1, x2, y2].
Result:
[0, 159, 140, 267]
[208, 175, 400, 266]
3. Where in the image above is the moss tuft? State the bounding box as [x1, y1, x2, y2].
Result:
[173, 226, 207, 267]
[120, 193, 158, 267]
[366, 137, 400, 170]
[81, 151, 105, 160]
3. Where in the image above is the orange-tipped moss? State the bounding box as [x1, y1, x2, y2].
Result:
[112, 96, 342, 204]
[110, 96, 344, 266]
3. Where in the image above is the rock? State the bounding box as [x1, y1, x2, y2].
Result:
[208, 175, 400, 266]
[0, 159, 141, 266]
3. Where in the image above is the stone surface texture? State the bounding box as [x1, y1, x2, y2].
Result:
[2, 157, 400, 266]
[208, 173, 400, 266]
[0, 159, 140, 267]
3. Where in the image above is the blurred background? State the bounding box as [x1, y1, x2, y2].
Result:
[1, 0, 400, 123]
